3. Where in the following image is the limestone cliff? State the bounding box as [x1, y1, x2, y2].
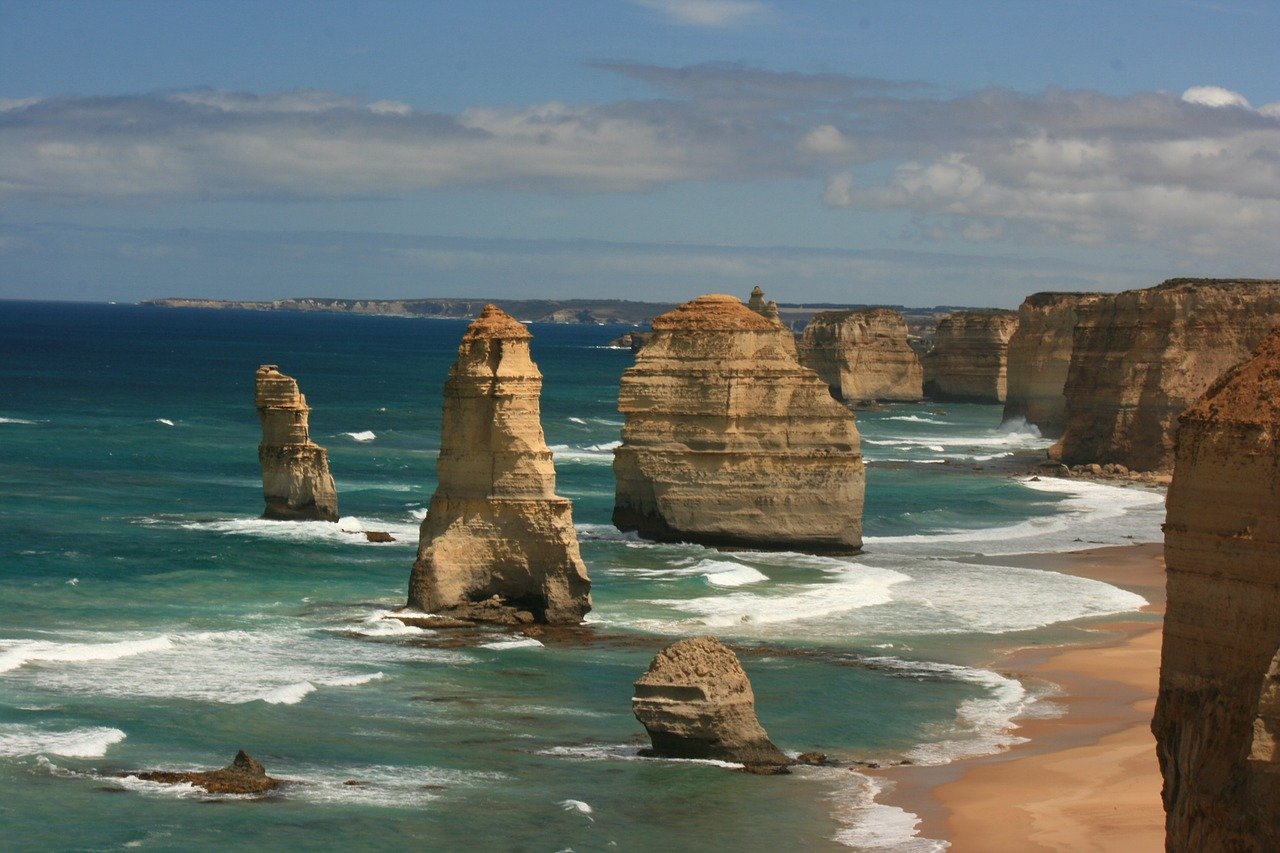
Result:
[408, 305, 591, 625]
[921, 311, 1019, 403]
[613, 294, 864, 553]
[255, 365, 339, 522]
[1002, 292, 1102, 437]
[798, 308, 924, 403]
[1154, 325, 1280, 850]
[633, 636, 790, 768]
[1058, 278, 1280, 471]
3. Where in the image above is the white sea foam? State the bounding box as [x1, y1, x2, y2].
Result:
[163, 514, 420, 545]
[344, 430, 376, 442]
[828, 771, 948, 851]
[538, 743, 743, 769]
[0, 416, 39, 424]
[284, 762, 508, 808]
[479, 637, 545, 651]
[0, 724, 127, 758]
[0, 636, 174, 675]
[568, 417, 587, 424]
[883, 415, 945, 424]
[548, 442, 619, 464]
[559, 799, 594, 818]
[155, 418, 175, 426]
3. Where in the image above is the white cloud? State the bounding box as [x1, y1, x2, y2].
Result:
[634, 0, 767, 27]
[1181, 85, 1251, 108]
[800, 124, 855, 155]
[822, 171, 855, 207]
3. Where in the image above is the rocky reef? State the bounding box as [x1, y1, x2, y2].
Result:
[123, 750, 283, 794]
[921, 310, 1019, 403]
[255, 365, 339, 522]
[798, 308, 924, 403]
[612, 293, 864, 553]
[1058, 278, 1280, 471]
[1153, 325, 1280, 849]
[1002, 291, 1101, 437]
[408, 305, 591, 625]
[633, 636, 790, 770]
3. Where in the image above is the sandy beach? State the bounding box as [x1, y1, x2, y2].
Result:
[879, 542, 1168, 851]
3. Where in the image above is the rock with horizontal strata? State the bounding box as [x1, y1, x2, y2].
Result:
[921, 310, 1019, 403]
[1058, 278, 1280, 471]
[255, 365, 339, 522]
[407, 305, 591, 625]
[613, 293, 864, 553]
[633, 636, 790, 769]
[1153, 325, 1280, 849]
[124, 749, 283, 794]
[798, 308, 924, 403]
[1002, 291, 1103, 438]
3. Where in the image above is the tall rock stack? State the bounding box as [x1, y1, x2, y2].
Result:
[1153, 326, 1280, 849]
[254, 365, 339, 522]
[1002, 292, 1102, 437]
[408, 305, 591, 625]
[921, 311, 1019, 403]
[1058, 278, 1280, 471]
[798, 308, 924, 403]
[613, 294, 864, 553]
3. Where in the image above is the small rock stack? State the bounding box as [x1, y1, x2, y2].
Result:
[255, 365, 339, 522]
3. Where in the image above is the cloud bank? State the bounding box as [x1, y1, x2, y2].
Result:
[2, 66, 1278, 261]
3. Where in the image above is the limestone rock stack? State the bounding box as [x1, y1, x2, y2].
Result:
[798, 308, 924, 403]
[1153, 325, 1280, 849]
[1002, 292, 1102, 437]
[613, 294, 864, 553]
[633, 636, 790, 768]
[1058, 278, 1280, 471]
[255, 365, 339, 522]
[408, 305, 591, 625]
[921, 311, 1019, 402]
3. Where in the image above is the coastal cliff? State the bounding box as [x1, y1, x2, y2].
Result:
[408, 305, 591, 625]
[1154, 325, 1280, 849]
[1003, 292, 1101, 437]
[612, 294, 864, 553]
[921, 311, 1019, 403]
[798, 308, 924, 403]
[254, 365, 339, 522]
[1058, 278, 1280, 471]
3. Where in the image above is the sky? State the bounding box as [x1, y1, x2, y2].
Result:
[1, 0, 1278, 307]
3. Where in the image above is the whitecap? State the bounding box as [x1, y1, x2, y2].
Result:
[259, 681, 317, 704]
[344, 431, 376, 442]
[568, 417, 587, 424]
[478, 637, 545, 651]
[0, 636, 174, 675]
[559, 799, 594, 818]
[882, 415, 944, 424]
[0, 724, 127, 758]
[0, 416, 39, 425]
[548, 442, 618, 464]
[155, 418, 175, 427]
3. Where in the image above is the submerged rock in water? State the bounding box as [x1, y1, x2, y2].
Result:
[1154, 325, 1280, 849]
[124, 749, 283, 794]
[407, 305, 591, 625]
[255, 365, 339, 522]
[632, 636, 790, 769]
[613, 293, 864, 554]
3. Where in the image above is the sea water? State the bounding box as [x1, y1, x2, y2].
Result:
[0, 302, 1165, 850]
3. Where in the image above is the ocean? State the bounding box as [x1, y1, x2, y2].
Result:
[0, 301, 1166, 850]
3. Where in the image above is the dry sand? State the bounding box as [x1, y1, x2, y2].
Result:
[877, 542, 1168, 852]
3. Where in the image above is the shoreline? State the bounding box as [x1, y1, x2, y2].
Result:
[875, 542, 1167, 851]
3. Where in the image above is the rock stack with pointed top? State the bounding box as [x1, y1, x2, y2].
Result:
[1153, 325, 1280, 849]
[255, 365, 339, 522]
[613, 293, 864, 553]
[633, 636, 790, 769]
[408, 305, 591, 625]
[798, 308, 924, 403]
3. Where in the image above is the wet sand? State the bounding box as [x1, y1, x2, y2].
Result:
[878, 542, 1167, 851]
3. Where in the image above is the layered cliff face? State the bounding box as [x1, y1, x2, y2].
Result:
[798, 308, 924, 403]
[1002, 292, 1102, 437]
[1058, 278, 1280, 471]
[921, 311, 1019, 403]
[613, 294, 864, 553]
[633, 636, 790, 768]
[255, 365, 339, 522]
[1154, 325, 1280, 850]
[408, 305, 591, 625]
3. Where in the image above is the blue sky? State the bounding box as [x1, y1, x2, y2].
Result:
[2, 0, 1278, 306]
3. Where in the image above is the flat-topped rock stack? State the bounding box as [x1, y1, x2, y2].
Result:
[1002, 292, 1102, 437]
[798, 308, 924, 404]
[408, 305, 591, 625]
[1154, 325, 1280, 849]
[921, 310, 1019, 403]
[633, 636, 790, 770]
[1057, 278, 1280, 471]
[613, 293, 864, 553]
[254, 365, 339, 522]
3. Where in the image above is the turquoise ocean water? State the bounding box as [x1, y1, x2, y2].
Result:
[0, 302, 1166, 851]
